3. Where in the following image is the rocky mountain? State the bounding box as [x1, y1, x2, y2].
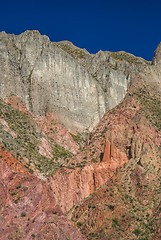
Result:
[70, 62, 161, 239]
[0, 30, 160, 240]
[0, 30, 150, 131]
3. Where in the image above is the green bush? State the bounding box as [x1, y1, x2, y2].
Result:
[21, 212, 26, 217]
[77, 222, 82, 227]
[133, 228, 141, 236]
[108, 205, 115, 211]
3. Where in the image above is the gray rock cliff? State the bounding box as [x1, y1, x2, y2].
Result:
[0, 30, 150, 131]
[152, 42, 161, 65]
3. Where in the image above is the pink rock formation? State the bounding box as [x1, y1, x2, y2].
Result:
[49, 139, 128, 213]
[0, 146, 85, 240]
[94, 139, 128, 188]
[49, 165, 95, 213]
[4, 96, 30, 115]
[102, 139, 111, 162]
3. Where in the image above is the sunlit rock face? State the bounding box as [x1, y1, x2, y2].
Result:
[0, 30, 148, 131]
[152, 42, 161, 65]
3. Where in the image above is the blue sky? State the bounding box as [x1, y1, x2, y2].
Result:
[0, 0, 161, 61]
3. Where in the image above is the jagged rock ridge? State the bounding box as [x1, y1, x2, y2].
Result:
[0, 30, 150, 131]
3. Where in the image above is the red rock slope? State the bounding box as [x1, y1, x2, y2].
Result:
[0, 145, 85, 239]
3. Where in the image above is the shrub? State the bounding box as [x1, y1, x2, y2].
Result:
[11, 191, 16, 196]
[77, 222, 82, 227]
[112, 218, 119, 227]
[108, 205, 115, 211]
[21, 212, 26, 217]
[31, 234, 35, 239]
[133, 228, 141, 236]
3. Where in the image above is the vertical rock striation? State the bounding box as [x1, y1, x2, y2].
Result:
[0, 30, 149, 131]
[49, 139, 128, 213]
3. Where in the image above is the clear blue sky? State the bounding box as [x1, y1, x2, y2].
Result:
[0, 0, 161, 61]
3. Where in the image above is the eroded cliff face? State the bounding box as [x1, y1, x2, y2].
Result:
[49, 139, 128, 213]
[0, 30, 149, 131]
[57, 41, 150, 110]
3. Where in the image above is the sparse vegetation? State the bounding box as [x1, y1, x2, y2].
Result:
[110, 51, 150, 65]
[70, 132, 86, 149]
[134, 90, 161, 130]
[56, 42, 88, 61]
[0, 98, 74, 176]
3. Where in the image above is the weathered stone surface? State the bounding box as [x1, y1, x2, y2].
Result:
[49, 140, 128, 213]
[0, 31, 105, 131]
[152, 42, 161, 65]
[102, 139, 111, 162]
[0, 30, 149, 131]
[49, 166, 95, 213]
[94, 140, 128, 188]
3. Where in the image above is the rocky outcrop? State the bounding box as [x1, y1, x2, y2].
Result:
[49, 166, 95, 213]
[0, 30, 149, 131]
[152, 42, 161, 65]
[0, 30, 105, 131]
[57, 41, 150, 112]
[2, 96, 79, 155]
[102, 139, 126, 163]
[94, 140, 128, 188]
[49, 139, 128, 213]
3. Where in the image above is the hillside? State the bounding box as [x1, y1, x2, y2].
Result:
[0, 31, 160, 239]
[70, 64, 161, 239]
